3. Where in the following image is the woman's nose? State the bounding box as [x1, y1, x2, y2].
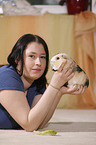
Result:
[35, 57, 41, 66]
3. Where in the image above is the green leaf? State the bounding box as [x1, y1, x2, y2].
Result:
[39, 130, 57, 136]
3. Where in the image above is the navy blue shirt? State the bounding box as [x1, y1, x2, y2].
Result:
[0, 65, 45, 129]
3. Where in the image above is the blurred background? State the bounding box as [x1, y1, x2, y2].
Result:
[26, 0, 60, 5]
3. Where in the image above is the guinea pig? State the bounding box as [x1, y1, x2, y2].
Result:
[50, 53, 89, 89]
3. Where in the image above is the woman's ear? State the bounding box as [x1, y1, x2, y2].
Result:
[16, 60, 22, 74]
[15, 58, 18, 64]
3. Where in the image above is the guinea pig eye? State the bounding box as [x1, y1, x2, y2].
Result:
[56, 57, 60, 60]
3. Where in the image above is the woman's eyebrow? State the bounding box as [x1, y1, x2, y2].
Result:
[41, 53, 46, 55]
[28, 52, 46, 55]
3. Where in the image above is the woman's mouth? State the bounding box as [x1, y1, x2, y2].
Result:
[32, 68, 41, 72]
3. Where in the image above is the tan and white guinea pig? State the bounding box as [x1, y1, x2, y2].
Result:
[50, 53, 89, 89]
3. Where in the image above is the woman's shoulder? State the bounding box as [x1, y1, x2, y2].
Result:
[0, 64, 17, 74]
[0, 65, 24, 92]
[0, 65, 20, 79]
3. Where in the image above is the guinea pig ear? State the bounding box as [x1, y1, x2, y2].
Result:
[85, 78, 89, 88]
[61, 55, 68, 60]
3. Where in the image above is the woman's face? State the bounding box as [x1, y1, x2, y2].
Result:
[22, 42, 46, 83]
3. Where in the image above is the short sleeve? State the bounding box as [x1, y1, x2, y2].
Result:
[0, 65, 24, 92]
[26, 84, 46, 107]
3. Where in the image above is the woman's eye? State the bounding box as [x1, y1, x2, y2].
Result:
[29, 55, 35, 58]
[40, 56, 46, 59]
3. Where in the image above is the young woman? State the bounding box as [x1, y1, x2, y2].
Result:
[0, 34, 86, 131]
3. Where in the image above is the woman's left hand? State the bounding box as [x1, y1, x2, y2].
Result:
[59, 85, 87, 95]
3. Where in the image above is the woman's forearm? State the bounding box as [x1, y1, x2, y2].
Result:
[27, 85, 60, 131]
[38, 90, 62, 129]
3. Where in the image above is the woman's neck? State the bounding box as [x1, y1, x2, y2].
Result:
[21, 75, 34, 91]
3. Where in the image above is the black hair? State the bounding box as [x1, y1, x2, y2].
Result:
[7, 34, 49, 91]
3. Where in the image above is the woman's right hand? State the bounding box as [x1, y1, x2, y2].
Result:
[50, 60, 75, 90]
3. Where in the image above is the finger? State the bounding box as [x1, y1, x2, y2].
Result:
[69, 61, 77, 72]
[66, 85, 78, 93]
[81, 86, 87, 94]
[79, 85, 85, 94]
[62, 61, 76, 74]
[69, 61, 75, 68]
[67, 72, 74, 81]
[58, 60, 67, 72]
[73, 85, 85, 95]
[63, 67, 75, 78]
[66, 85, 80, 94]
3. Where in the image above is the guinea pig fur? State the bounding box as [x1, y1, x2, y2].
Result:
[50, 53, 89, 89]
